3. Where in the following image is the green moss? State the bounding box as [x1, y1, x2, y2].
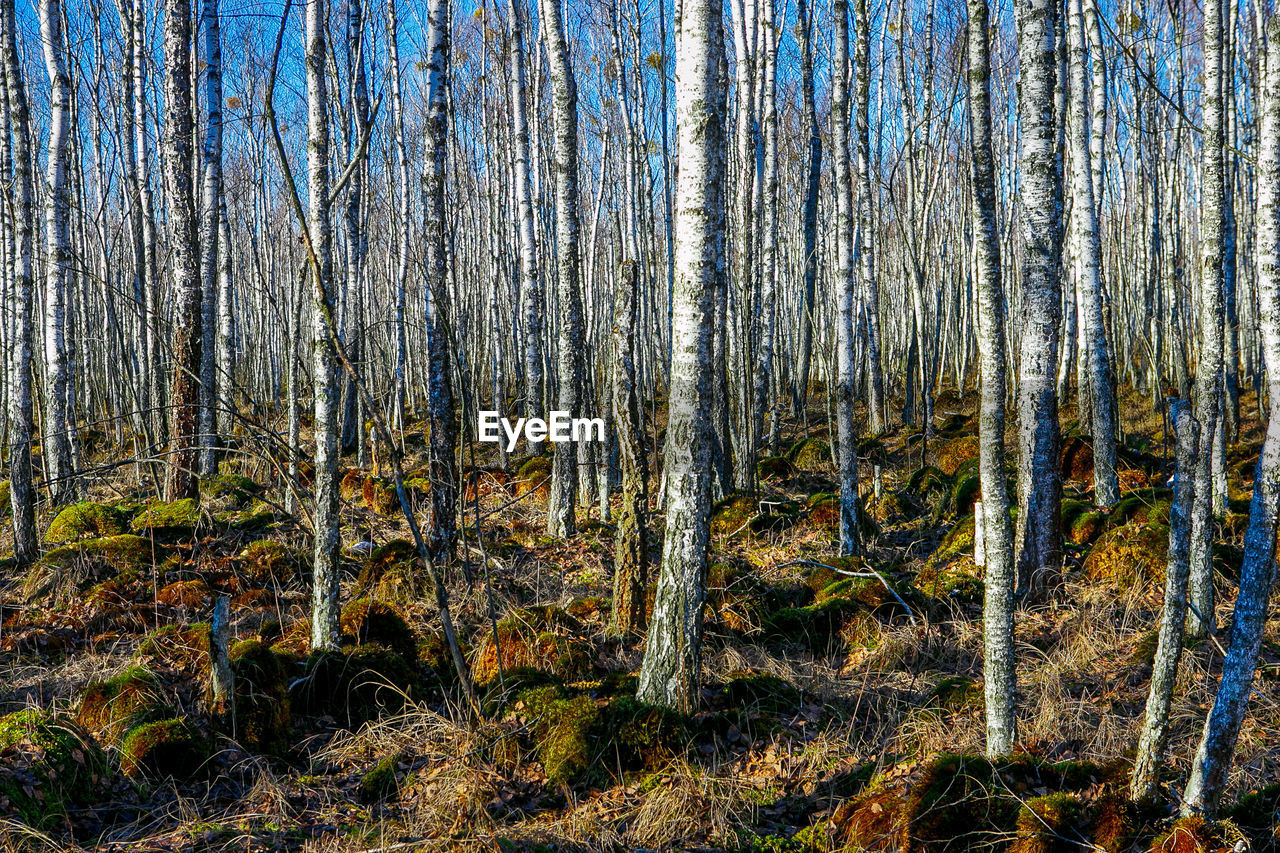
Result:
[339, 599, 418, 664]
[0, 710, 107, 829]
[935, 435, 980, 476]
[119, 718, 210, 780]
[131, 498, 201, 536]
[216, 500, 277, 532]
[1225, 782, 1280, 832]
[1012, 793, 1084, 853]
[720, 672, 801, 715]
[228, 639, 291, 754]
[27, 534, 155, 607]
[75, 666, 164, 742]
[291, 643, 417, 727]
[948, 473, 982, 519]
[357, 752, 404, 803]
[789, 438, 830, 471]
[763, 598, 861, 654]
[45, 501, 130, 543]
[0, 480, 10, 518]
[200, 472, 262, 505]
[926, 516, 977, 569]
[710, 494, 758, 537]
[518, 686, 599, 785]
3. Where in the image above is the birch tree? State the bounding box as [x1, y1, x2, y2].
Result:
[1014, 0, 1064, 591]
[1181, 13, 1280, 813]
[637, 0, 723, 712]
[968, 0, 1015, 758]
[198, 0, 224, 477]
[540, 0, 586, 538]
[2, 0, 35, 563]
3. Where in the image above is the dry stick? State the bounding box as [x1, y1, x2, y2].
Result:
[776, 558, 919, 626]
[264, 0, 478, 719]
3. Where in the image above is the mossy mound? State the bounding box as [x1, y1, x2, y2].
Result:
[156, 578, 212, 609]
[906, 465, 953, 517]
[1083, 523, 1168, 592]
[24, 534, 155, 605]
[131, 498, 201, 536]
[756, 455, 796, 481]
[362, 477, 399, 516]
[710, 494, 758, 537]
[914, 559, 984, 605]
[228, 639, 291, 754]
[1012, 793, 1086, 853]
[789, 438, 830, 472]
[1061, 436, 1095, 483]
[358, 752, 405, 803]
[925, 516, 977, 569]
[948, 471, 982, 519]
[354, 539, 423, 601]
[867, 491, 917, 524]
[291, 643, 417, 727]
[45, 501, 130, 544]
[1226, 782, 1280, 836]
[1107, 490, 1173, 528]
[720, 672, 801, 716]
[1061, 499, 1108, 546]
[763, 598, 864, 654]
[935, 435, 980, 477]
[339, 469, 365, 501]
[0, 710, 107, 830]
[514, 684, 689, 786]
[831, 753, 1119, 852]
[200, 472, 262, 506]
[339, 599, 418, 664]
[237, 539, 301, 586]
[138, 623, 211, 672]
[514, 456, 552, 497]
[215, 500, 277, 532]
[119, 718, 210, 780]
[75, 666, 164, 743]
[471, 607, 593, 687]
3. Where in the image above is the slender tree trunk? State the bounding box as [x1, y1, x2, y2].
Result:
[611, 259, 649, 635]
[40, 0, 76, 505]
[968, 0, 1015, 758]
[637, 0, 723, 712]
[1181, 14, 1280, 812]
[508, 0, 542, 426]
[1188, 0, 1226, 639]
[2, 0, 36, 563]
[853, 0, 883, 436]
[1132, 398, 1198, 804]
[1066, 0, 1118, 507]
[833, 0, 861, 557]
[423, 0, 457, 564]
[793, 0, 820, 418]
[388, 0, 409, 430]
[540, 0, 585, 538]
[197, 0, 223, 477]
[307, 0, 341, 651]
[1014, 0, 1064, 592]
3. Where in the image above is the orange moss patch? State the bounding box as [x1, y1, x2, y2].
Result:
[1083, 523, 1168, 592]
[156, 578, 212, 608]
[470, 607, 591, 686]
[935, 435, 980, 476]
[513, 456, 552, 498]
[1061, 436, 1095, 483]
[362, 477, 399, 515]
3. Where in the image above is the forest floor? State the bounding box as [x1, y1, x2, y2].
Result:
[0, 387, 1278, 852]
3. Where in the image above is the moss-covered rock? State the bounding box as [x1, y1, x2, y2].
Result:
[710, 494, 758, 537]
[228, 639, 291, 754]
[131, 498, 201, 536]
[517, 685, 599, 785]
[756, 455, 796, 481]
[290, 643, 417, 727]
[0, 710, 107, 830]
[1012, 793, 1084, 853]
[925, 515, 977, 569]
[75, 666, 164, 743]
[1061, 499, 1108, 546]
[763, 598, 863, 654]
[789, 437, 831, 472]
[514, 456, 552, 497]
[45, 501, 130, 544]
[339, 599, 418, 664]
[119, 718, 210, 780]
[1083, 523, 1168, 592]
[24, 534, 156, 605]
[200, 472, 262, 505]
